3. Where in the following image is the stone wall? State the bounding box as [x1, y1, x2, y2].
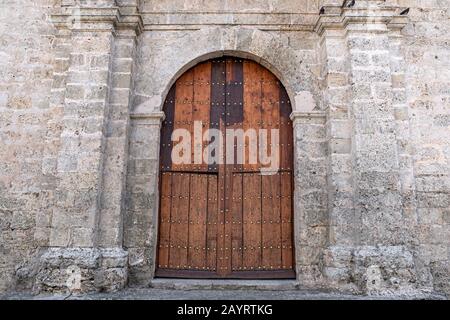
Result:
[400, 0, 450, 295]
[0, 0, 58, 292]
[0, 0, 448, 297]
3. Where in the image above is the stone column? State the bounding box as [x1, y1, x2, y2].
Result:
[124, 105, 165, 285]
[316, 1, 359, 293]
[35, 1, 142, 293]
[316, 1, 419, 294]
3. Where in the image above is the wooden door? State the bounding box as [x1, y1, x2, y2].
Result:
[156, 57, 294, 279]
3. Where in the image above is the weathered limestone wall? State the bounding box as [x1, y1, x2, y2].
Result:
[141, 0, 320, 13]
[0, 0, 59, 292]
[400, 0, 450, 295]
[316, 0, 449, 296]
[0, 0, 448, 297]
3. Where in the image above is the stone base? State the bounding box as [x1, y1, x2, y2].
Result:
[149, 279, 299, 291]
[34, 247, 128, 294]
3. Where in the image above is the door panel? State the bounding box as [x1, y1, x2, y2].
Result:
[156, 57, 294, 279]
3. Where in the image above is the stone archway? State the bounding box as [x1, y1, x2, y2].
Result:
[132, 27, 320, 116]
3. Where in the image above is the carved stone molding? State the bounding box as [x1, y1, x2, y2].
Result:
[315, 1, 410, 35]
[50, 4, 143, 35]
[290, 111, 327, 125]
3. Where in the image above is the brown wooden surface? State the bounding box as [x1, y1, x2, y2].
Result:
[169, 172, 190, 269]
[206, 175, 218, 271]
[231, 173, 243, 271]
[157, 172, 172, 268]
[155, 269, 295, 279]
[172, 70, 193, 172]
[188, 174, 208, 270]
[281, 172, 293, 269]
[157, 57, 294, 278]
[242, 173, 262, 270]
[160, 87, 175, 171]
[243, 60, 262, 172]
[192, 62, 211, 171]
[262, 174, 282, 270]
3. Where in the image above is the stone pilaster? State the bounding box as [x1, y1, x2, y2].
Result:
[124, 108, 165, 285]
[50, 17, 115, 249]
[316, 1, 359, 293]
[318, 27, 356, 248]
[97, 9, 143, 248]
[290, 111, 328, 288]
[344, 1, 404, 246]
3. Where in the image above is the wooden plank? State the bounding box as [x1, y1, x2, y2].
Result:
[280, 171, 294, 269]
[279, 81, 294, 270]
[226, 58, 244, 126]
[222, 168, 233, 274]
[160, 86, 175, 171]
[243, 61, 262, 172]
[261, 174, 282, 270]
[168, 172, 190, 269]
[217, 148, 226, 275]
[155, 269, 222, 279]
[260, 67, 283, 270]
[157, 172, 172, 268]
[260, 68, 280, 173]
[206, 175, 218, 271]
[226, 58, 244, 170]
[261, 69, 280, 129]
[242, 173, 261, 270]
[208, 59, 225, 173]
[188, 174, 208, 270]
[211, 58, 227, 275]
[172, 69, 194, 172]
[193, 62, 211, 171]
[231, 173, 243, 271]
[225, 58, 244, 274]
[229, 269, 295, 279]
[156, 269, 295, 279]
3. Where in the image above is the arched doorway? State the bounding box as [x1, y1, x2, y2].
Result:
[156, 57, 294, 279]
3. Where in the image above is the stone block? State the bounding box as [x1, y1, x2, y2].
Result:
[66, 84, 85, 100]
[329, 138, 351, 154]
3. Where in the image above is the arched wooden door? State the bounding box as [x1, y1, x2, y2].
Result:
[156, 57, 294, 279]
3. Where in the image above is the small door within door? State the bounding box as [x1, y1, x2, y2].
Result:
[156, 57, 295, 278]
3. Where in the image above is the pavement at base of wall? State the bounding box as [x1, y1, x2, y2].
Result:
[1, 288, 446, 300]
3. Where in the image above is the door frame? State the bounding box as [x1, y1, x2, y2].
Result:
[125, 48, 328, 286]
